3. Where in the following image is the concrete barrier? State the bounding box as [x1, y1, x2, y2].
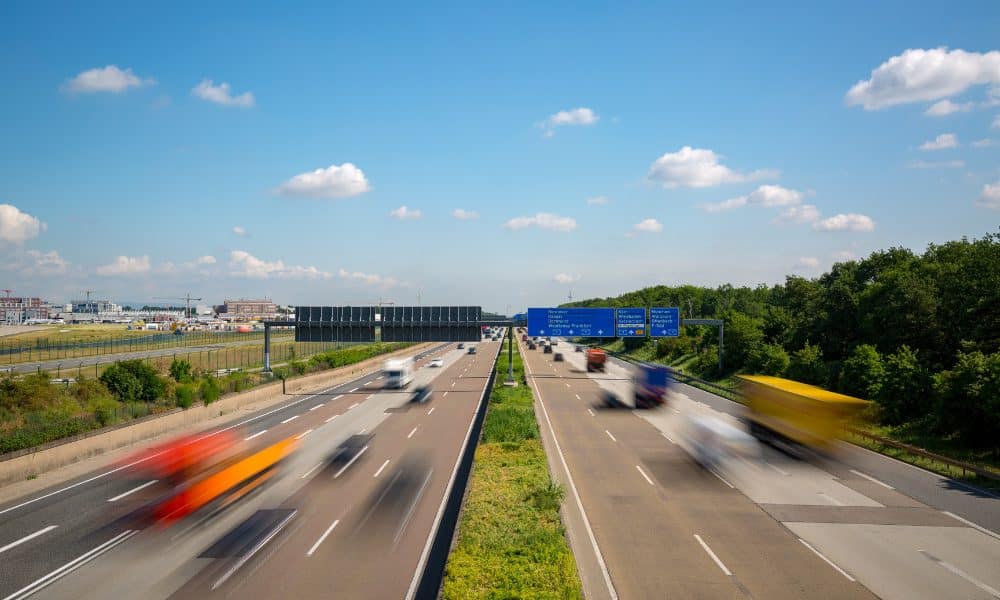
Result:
[0, 343, 433, 487]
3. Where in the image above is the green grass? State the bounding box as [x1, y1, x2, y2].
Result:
[442, 338, 582, 600]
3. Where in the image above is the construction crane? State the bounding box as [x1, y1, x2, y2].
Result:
[153, 294, 203, 318]
[1, 289, 12, 298]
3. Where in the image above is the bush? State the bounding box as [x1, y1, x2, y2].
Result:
[932, 350, 1000, 446]
[169, 359, 193, 383]
[692, 345, 719, 377]
[527, 480, 565, 512]
[88, 396, 120, 427]
[747, 343, 790, 376]
[840, 344, 884, 400]
[199, 377, 222, 405]
[175, 384, 196, 409]
[289, 360, 307, 376]
[100, 360, 165, 403]
[877, 345, 930, 425]
[787, 342, 828, 385]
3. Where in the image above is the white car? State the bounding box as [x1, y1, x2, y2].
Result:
[429, 358, 444, 367]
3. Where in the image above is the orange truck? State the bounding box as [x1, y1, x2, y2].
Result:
[586, 348, 607, 372]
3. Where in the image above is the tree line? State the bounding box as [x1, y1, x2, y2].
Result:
[566, 231, 999, 447]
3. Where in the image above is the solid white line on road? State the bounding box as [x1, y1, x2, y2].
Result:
[818, 492, 844, 506]
[694, 534, 731, 576]
[408, 426, 419, 439]
[710, 469, 735, 489]
[799, 538, 855, 581]
[662, 432, 675, 444]
[374, 459, 390, 478]
[309, 404, 324, 411]
[605, 430, 617, 442]
[587, 409, 595, 417]
[575, 394, 581, 400]
[943, 511, 1000, 540]
[107, 480, 158, 502]
[427, 407, 436, 415]
[0, 525, 58, 555]
[850, 469, 894, 490]
[636, 465, 655, 486]
[765, 461, 790, 476]
[306, 519, 340, 557]
[244, 430, 268, 441]
[4, 529, 137, 600]
[348, 402, 359, 410]
[280, 415, 299, 425]
[333, 446, 368, 479]
[301, 462, 323, 479]
[919, 550, 999, 597]
[325, 414, 339, 423]
[295, 429, 314, 440]
[212, 512, 296, 590]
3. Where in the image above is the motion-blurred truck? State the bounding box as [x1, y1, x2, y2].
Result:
[633, 363, 670, 408]
[737, 375, 869, 451]
[585, 348, 607, 372]
[383, 358, 414, 389]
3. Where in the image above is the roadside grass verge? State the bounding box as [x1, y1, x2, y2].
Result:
[442, 338, 582, 600]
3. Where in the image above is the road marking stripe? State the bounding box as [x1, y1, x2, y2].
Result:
[348, 402, 359, 410]
[376, 376, 383, 380]
[408, 426, 419, 439]
[334, 446, 368, 478]
[107, 480, 158, 502]
[244, 430, 267, 441]
[575, 394, 581, 400]
[605, 430, 617, 442]
[800, 538, 855, 582]
[662, 432, 675, 444]
[374, 459, 390, 478]
[306, 519, 340, 557]
[332, 394, 343, 400]
[943, 511, 1000, 540]
[358, 428, 367, 434]
[301, 462, 323, 479]
[587, 408, 595, 417]
[309, 404, 324, 411]
[325, 414, 339, 423]
[349, 387, 359, 392]
[919, 550, 997, 596]
[710, 469, 734, 488]
[295, 429, 313, 440]
[427, 407, 436, 415]
[0, 525, 58, 555]
[212, 512, 296, 590]
[765, 461, 790, 476]
[818, 492, 844, 506]
[565, 383, 571, 388]
[635, 465, 655, 486]
[849, 469, 894, 490]
[451, 382, 455, 387]
[694, 534, 731, 576]
[280, 415, 299, 425]
[443, 391, 449, 397]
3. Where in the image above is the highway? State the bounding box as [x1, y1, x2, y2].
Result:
[522, 337, 1000, 600]
[0, 339, 499, 599]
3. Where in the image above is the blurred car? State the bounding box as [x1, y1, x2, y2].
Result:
[457, 343, 465, 349]
[468, 346, 477, 354]
[543, 345, 553, 354]
[329, 433, 373, 468]
[575, 345, 584, 352]
[554, 352, 564, 361]
[528, 343, 537, 350]
[429, 358, 443, 367]
[410, 386, 432, 404]
[550, 340, 558, 346]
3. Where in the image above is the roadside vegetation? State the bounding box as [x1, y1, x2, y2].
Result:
[0, 342, 410, 455]
[571, 232, 999, 481]
[442, 337, 582, 599]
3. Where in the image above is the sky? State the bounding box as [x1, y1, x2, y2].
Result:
[1, 1, 998, 314]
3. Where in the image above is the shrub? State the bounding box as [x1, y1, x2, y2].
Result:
[932, 350, 1000, 446]
[840, 344, 884, 400]
[747, 343, 790, 376]
[169, 359, 193, 383]
[199, 377, 222, 405]
[787, 342, 828, 385]
[527, 480, 565, 512]
[877, 345, 930, 425]
[692, 345, 719, 377]
[289, 360, 307, 376]
[88, 396, 120, 427]
[100, 360, 165, 403]
[175, 384, 196, 409]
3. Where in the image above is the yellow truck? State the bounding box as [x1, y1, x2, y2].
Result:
[737, 375, 869, 451]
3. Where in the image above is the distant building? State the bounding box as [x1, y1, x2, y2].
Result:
[221, 298, 278, 321]
[72, 299, 112, 314]
[1, 297, 49, 324]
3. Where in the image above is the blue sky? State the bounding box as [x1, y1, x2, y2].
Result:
[1, 1, 998, 313]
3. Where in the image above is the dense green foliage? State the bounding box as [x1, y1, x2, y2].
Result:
[568, 232, 1000, 447]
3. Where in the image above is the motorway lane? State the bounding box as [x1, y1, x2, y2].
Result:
[0, 343, 451, 599]
[15, 339, 498, 600]
[521, 339, 871, 599]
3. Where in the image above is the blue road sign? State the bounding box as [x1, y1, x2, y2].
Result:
[527, 307, 616, 338]
[649, 307, 680, 337]
[616, 307, 647, 337]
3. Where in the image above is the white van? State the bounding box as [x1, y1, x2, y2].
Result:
[383, 359, 414, 389]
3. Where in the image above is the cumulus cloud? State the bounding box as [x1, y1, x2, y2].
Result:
[191, 79, 255, 107]
[451, 208, 478, 220]
[389, 205, 422, 219]
[232, 225, 248, 236]
[906, 159, 965, 169]
[229, 250, 330, 279]
[97, 255, 151, 276]
[586, 196, 609, 206]
[503, 212, 577, 232]
[276, 163, 371, 199]
[845, 48, 1000, 110]
[702, 185, 803, 212]
[648, 146, 777, 188]
[189, 255, 216, 267]
[813, 213, 876, 232]
[63, 65, 154, 94]
[979, 180, 1000, 209]
[26, 250, 68, 275]
[337, 268, 400, 287]
[701, 196, 748, 212]
[553, 273, 580, 284]
[775, 204, 821, 224]
[632, 218, 663, 233]
[924, 99, 974, 116]
[919, 133, 958, 150]
[0, 204, 46, 243]
[972, 138, 994, 147]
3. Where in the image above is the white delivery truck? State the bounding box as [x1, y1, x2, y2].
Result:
[383, 358, 414, 389]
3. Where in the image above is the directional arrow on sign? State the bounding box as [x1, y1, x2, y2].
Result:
[569, 329, 574, 335]
[540, 330, 545, 334]
[597, 329, 603, 335]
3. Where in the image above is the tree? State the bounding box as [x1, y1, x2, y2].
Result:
[747, 343, 790, 376]
[169, 359, 193, 383]
[933, 351, 1000, 446]
[787, 342, 827, 385]
[840, 344, 884, 400]
[722, 312, 764, 370]
[877, 346, 930, 425]
[100, 360, 164, 403]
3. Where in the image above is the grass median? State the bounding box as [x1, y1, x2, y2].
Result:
[442, 339, 582, 600]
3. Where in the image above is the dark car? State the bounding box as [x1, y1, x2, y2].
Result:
[550, 340, 558, 346]
[468, 346, 477, 354]
[528, 343, 536, 350]
[543, 345, 553, 354]
[457, 343, 465, 349]
[410, 386, 432, 404]
[575, 345, 584, 352]
[328, 433, 374, 469]
[173, 329, 184, 336]
[554, 352, 564, 362]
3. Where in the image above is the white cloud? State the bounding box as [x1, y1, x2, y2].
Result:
[232, 225, 248, 236]
[796, 256, 820, 269]
[813, 213, 876, 232]
[337, 268, 400, 287]
[703, 185, 803, 213]
[503, 212, 577, 232]
[906, 159, 965, 169]
[702, 196, 748, 212]
[845, 48, 1000, 110]
[775, 204, 821, 224]
[832, 250, 856, 261]
[547, 107, 598, 127]
[632, 218, 663, 233]
[97, 255, 151, 276]
[190, 255, 216, 266]
[26, 250, 68, 275]
[553, 273, 580, 284]
[586, 196, 609, 206]
[451, 208, 478, 220]
[276, 163, 371, 199]
[64, 65, 154, 94]
[924, 99, 974, 116]
[647, 146, 777, 188]
[0, 204, 46, 243]
[978, 180, 1000, 209]
[389, 205, 422, 219]
[229, 250, 330, 279]
[919, 133, 958, 150]
[993, 115, 1000, 129]
[191, 79, 255, 107]
[972, 138, 995, 147]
